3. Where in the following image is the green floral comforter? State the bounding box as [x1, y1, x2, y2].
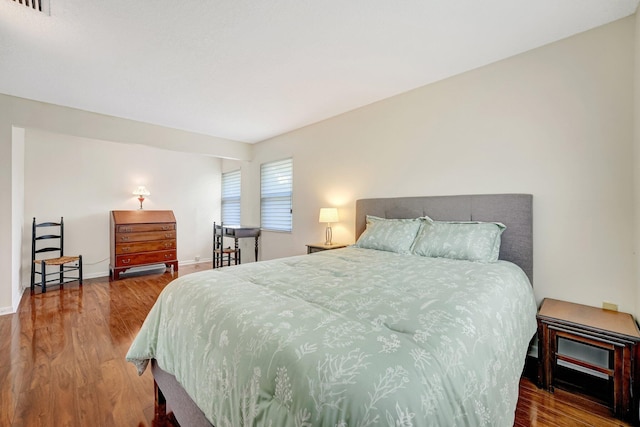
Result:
[127, 247, 537, 427]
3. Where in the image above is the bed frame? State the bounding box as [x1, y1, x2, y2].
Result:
[150, 193, 533, 426]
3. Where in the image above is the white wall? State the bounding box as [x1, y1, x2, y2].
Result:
[246, 17, 637, 314]
[1, 17, 636, 318]
[0, 94, 251, 314]
[21, 129, 222, 283]
[10, 128, 25, 314]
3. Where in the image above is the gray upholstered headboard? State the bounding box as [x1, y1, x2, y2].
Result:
[355, 194, 533, 284]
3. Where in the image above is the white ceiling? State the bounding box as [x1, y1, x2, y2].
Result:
[0, 0, 638, 143]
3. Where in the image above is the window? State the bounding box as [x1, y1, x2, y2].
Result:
[221, 170, 241, 226]
[261, 158, 293, 232]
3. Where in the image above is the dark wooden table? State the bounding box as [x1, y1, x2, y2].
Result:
[217, 225, 261, 262]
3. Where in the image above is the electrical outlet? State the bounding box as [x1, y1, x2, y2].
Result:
[195, 255, 200, 262]
[602, 301, 618, 311]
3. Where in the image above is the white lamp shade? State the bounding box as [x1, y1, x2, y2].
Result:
[319, 207, 339, 223]
[133, 186, 150, 196]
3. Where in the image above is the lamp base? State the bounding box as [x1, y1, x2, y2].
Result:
[324, 225, 333, 245]
[138, 196, 145, 209]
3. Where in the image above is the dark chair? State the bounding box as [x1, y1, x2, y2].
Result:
[213, 222, 240, 268]
[31, 217, 83, 294]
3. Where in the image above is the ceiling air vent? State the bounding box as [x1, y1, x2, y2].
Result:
[11, 0, 50, 14]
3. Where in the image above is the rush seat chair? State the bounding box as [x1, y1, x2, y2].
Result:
[31, 217, 83, 294]
[213, 222, 240, 268]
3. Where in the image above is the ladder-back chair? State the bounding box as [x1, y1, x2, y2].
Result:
[213, 222, 240, 268]
[31, 217, 83, 294]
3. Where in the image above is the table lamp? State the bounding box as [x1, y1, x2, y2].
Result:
[133, 186, 150, 209]
[319, 207, 339, 245]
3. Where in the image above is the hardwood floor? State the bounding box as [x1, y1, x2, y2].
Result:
[0, 263, 633, 426]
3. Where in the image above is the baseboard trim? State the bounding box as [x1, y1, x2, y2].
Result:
[0, 305, 15, 316]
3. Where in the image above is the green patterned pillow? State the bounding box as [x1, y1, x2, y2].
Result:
[354, 216, 422, 254]
[412, 220, 505, 262]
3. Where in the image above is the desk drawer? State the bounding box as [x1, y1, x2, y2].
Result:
[115, 240, 176, 255]
[116, 231, 176, 243]
[117, 223, 175, 233]
[115, 250, 176, 267]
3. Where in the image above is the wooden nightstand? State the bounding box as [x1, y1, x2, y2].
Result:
[306, 243, 348, 254]
[537, 298, 640, 422]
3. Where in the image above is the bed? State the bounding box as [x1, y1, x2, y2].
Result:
[127, 193, 537, 427]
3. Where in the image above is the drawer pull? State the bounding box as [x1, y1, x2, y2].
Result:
[120, 236, 130, 241]
[164, 254, 172, 259]
[123, 227, 132, 232]
[165, 234, 172, 238]
[122, 259, 131, 264]
[122, 247, 130, 252]
[162, 225, 170, 230]
[164, 243, 173, 248]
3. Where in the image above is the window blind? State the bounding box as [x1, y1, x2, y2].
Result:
[261, 158, 292, 232]
[221, 170, 241, 226]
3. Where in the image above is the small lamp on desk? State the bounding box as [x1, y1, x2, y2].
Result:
[132, 186, 150, 209]
[319, 207, 339, 245]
